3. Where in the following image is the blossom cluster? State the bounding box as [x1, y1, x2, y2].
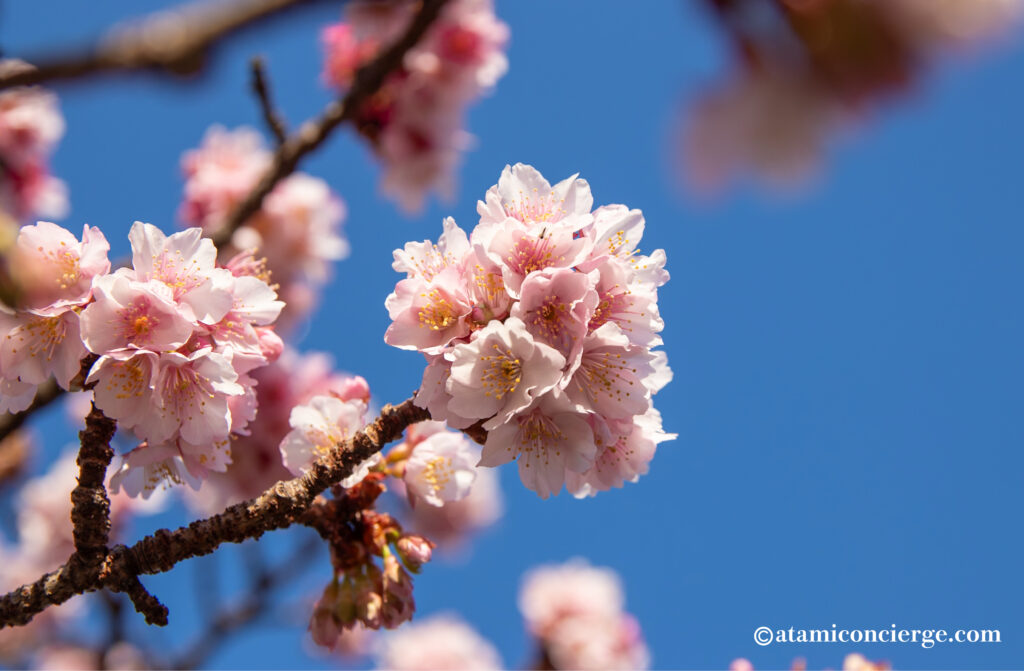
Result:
[385, 163, 674, 498]
[0, 60, 67, 226]
[0, 220, 285, 497]
[179, 125, 348, 329]
[685, 0, 1024, 191]
[322, 0, 508, 211]
[519, 559, 649, 670]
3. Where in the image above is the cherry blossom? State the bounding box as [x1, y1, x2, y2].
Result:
[519, 560, 649, 670]
[386, 164, 672, 497]
[322, 0, 508, 211]
[280, 394, 370, 476]
[0, 61, 67, 222]
[179, 126, 348, 330]
[373, 613, 502, 670]
[403, 429, 477, 507]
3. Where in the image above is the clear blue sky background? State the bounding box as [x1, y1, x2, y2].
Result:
[3, 1, 1024, 669]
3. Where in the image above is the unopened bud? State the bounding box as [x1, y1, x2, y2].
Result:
[396, 534, 434, 572]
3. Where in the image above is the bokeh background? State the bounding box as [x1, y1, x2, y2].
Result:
[3, 0, 1024, 668]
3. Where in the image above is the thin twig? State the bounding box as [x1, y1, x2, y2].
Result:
[0, 396, 430, 628]
[250, 57, 288, 145]
[0, 0, 335, 90]
[171, 533, 322, 669]
[210, 0, 452, 247]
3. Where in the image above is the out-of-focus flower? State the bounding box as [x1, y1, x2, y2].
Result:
[179, 126, 347, 330]
[321, 0, 508, 212]
[519, 559, 649, 670]
[373, 613, 502, 670]
[683, 0, 1024, 193]
[0, 60, 67, 222]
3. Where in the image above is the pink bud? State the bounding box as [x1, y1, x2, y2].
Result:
[256, 326, 284, 363]
[396, 534, 433, 572]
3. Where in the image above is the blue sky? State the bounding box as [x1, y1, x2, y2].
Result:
[3, 1, 1024, 668]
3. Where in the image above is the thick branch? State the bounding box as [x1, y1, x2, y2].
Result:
[0, 0, 334, 90]
[0, 396, 429, 629]
[210, 0, 451, 247]
[250, 57, 288, 145]
[71, 404, 117, 561]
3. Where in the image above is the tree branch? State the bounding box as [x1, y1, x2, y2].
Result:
[210, 0, 452, 247]
[171, 533, 321, 669]
[0, 396, 429, 629]
[250, 57, 288, 145]
[0, 0, 335, 90]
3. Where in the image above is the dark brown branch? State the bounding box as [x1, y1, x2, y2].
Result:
[0, 0, 335, 90]
[71, 404, 117, 561]
[210, 0, 452, 247]
[0, 396, 429, 629]
[250, 57, 288, 145]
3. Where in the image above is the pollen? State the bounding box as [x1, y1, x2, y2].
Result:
[480, 344, 521, 399]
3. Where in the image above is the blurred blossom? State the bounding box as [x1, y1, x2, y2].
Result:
[730, 654, 889, 671]
[683, 0, 1024, 193]
[322, 0, 508, 212]
[32, 642, 146, 670]
[179, 125, 348, 330]
[0, 451, 141, 662]
[373, 613, 502, 670]
[403, 460, 502, 550]
[0, 60, 67, 223]
[519, 559, 648, 670]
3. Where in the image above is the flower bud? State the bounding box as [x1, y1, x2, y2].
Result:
[396, 534, 434, 572]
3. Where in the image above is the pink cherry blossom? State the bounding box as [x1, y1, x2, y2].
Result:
[392, 216, 471, 282]
[146, 347, 243, 446]
[108, 441, 202, 499]
[280, 395, 369, 476]
[0, 308, 86, 388]
[567, 409, 675, 497]
[387, 164, 673, 498]
[511, 267, 597, 362]
[477, 218, 592, 298]
[519, 559, 625, 635]
[384, 268, 475, 353]
[403, 429, 477, 507]
[546, 612, 650, 671]
[477, 163, 593, 230]
[180, 124, 271, 233]
[404, 461, 502, 549]
[126, 221, 234, 324]
[373, 613, 502, 670]
[586, 257, 664, 348]
[447, 317, 565, 431]
[87, 350, 159, 433]
[563, 323, 656, 420]
[480, 394, 595, 498]
[79, 274, 194, 354]
[8, 221, 110, 311]
[0, 67, 67, 221]
[322, 0, 508, 211]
